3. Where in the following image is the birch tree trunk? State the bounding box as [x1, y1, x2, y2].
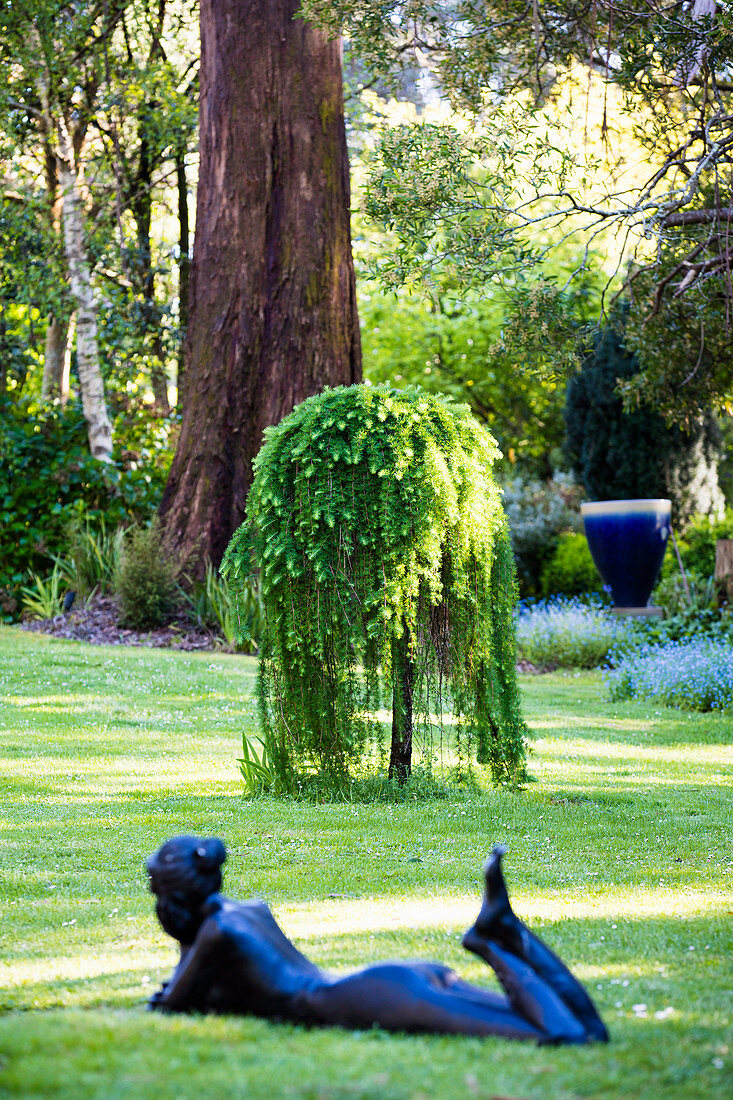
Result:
[40, 138, 71, 404]
[30, 23, 112, 460]
[56, 117, 113, 460]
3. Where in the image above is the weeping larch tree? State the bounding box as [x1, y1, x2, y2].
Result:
[222, 384, 527, 795]
[159, 0, 361, 569]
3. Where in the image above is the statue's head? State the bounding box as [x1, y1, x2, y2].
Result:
[146, 835, 227, 944]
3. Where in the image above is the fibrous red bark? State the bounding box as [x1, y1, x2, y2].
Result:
[160, 0, 362, 570]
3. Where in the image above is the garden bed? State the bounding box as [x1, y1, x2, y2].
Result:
[20, 593, 217, 651]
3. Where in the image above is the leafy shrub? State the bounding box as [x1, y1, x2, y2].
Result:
[516, 597, 623, 669]
[53, 516, 126, 598]
[671, 509, 733, 577]
[607, 639, 733, 711]
[115, 522, 179, 629]
[185, 564, 263, 652]
[501, 473, 582, 597]
[540, 531, 602, 596]
[613, 569, 733, 650]
[619, 605, 733, 652]
[0, 393, 170, 618]
[653, 572, 719, 617]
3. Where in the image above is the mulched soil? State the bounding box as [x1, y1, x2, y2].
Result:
[20, 593, 220, 651]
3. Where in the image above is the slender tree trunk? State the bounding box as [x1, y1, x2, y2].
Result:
[715, 539, 733, 603]
[57, 118, 113, 461]
[30, 28, 111, 455]
[0, 309, 7, 393]
[42, 315, 72, 402]
[389, 628, 414, 782]
[176, 140, 190, 405]
[159, 0, 361, 570]
[40, 138, 71, 403]
[131, 125, 171, 416]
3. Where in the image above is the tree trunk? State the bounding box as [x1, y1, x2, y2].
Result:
[159, 0, 362, 570]
[57, 118, 113, 461]
[389, 628, 414, 782]
[715, 539, 733, 603]
[30, 25, 111, 458]
[130, 123, 171, 416]
[176, 140, 190, 405]
[42, 314, 72, 402]
[0, 309, 7, 392]
[40, 138, 71, 404]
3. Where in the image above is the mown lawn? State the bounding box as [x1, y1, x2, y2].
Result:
[0, 625, 730, 1100]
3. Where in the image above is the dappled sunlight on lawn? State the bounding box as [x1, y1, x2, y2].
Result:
[530, 714, 656, 732]
[535, 736, 733, 769]
[0, 947, 164, 990]
[0, 752, 241, 799]
[279, 886, 730, 940]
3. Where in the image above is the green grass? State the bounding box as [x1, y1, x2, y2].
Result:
[0, 626, 731, 1100]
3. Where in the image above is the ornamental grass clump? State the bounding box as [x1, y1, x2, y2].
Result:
[516, 597, 624, 669]
[222, 384, 526, 796]
[606, 639, 733, 712]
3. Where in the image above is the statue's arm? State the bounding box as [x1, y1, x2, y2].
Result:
[149, 920, 225, 1012]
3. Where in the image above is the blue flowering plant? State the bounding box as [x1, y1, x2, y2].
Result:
[515, 595, 624, 670]
[606, 638, 733, 712]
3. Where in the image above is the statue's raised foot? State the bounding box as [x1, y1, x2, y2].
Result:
[462, 847, 609, 1043]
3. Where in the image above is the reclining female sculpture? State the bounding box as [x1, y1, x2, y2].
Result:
[146, 835, 608, 1045]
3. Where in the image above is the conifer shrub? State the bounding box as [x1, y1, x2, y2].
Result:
[115, 522, 178, 629]
[564, 321, 723, 519]
[222, 384, 527, 796]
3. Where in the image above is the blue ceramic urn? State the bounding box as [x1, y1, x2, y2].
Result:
[581, 499, 671, 609]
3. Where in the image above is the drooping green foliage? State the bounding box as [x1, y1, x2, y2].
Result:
[221, 384, 526, 795]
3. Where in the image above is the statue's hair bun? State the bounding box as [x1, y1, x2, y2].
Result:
[193, 837, 227, 872]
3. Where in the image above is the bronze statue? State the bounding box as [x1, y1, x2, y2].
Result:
[146, 836, 608, 1045]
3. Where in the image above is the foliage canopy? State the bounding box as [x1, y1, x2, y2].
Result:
[306, 0, 733, 423]
[222, 384, 526, 795]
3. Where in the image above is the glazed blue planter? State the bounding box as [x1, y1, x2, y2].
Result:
[581, 499, 671, 609]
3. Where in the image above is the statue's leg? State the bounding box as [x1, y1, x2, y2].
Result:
[302, 961, 585, 1043]
[462, 847, 609, 1043]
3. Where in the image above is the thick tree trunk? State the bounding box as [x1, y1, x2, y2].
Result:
[57, 119, 113, 461]
[389, 628, 414, 782]
[42, 314, 72, 402]
[159, 0, 362, 570]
